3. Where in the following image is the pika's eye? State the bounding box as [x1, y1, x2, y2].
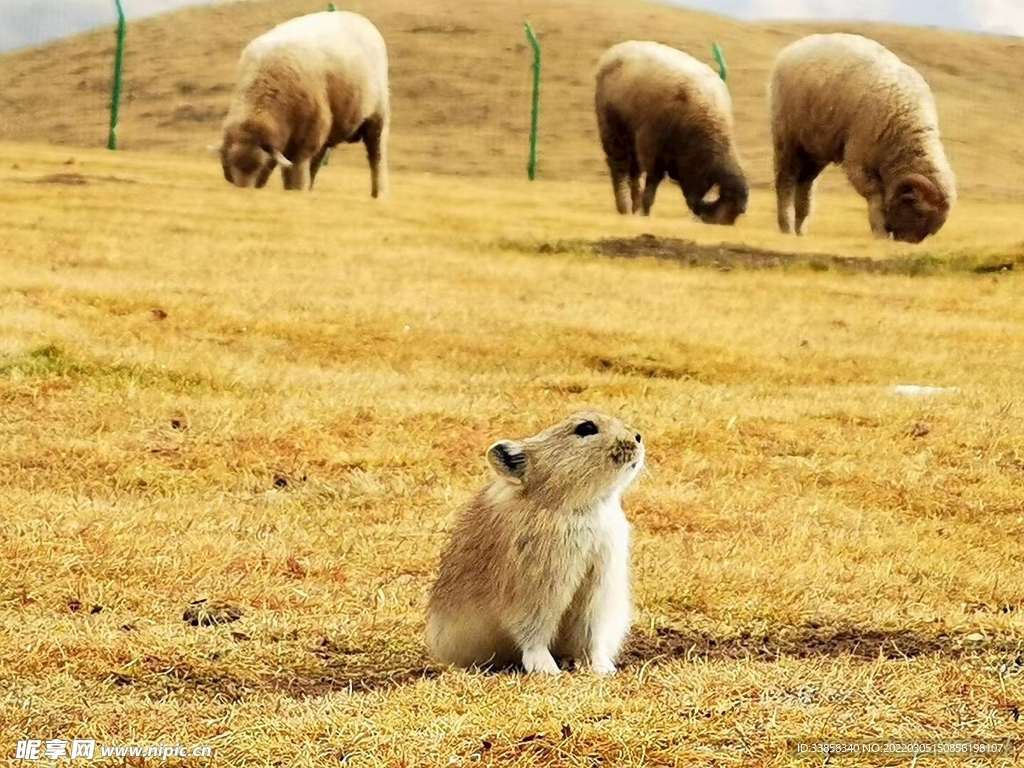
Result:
[573, 420, 599, 437]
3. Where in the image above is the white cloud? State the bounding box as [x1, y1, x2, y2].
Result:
[963, 0, 1024, 35]
[0, 0, 219, 51]
[743, 0, 891, 21]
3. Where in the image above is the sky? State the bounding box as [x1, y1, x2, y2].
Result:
[1, 0, 1022, 52]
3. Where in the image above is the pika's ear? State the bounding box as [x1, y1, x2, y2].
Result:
[486, 440, 528, 483]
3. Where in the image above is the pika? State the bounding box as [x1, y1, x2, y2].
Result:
[425, 411, 645, 675]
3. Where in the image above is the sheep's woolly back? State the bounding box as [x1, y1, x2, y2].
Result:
[224, 11, 389, 149]
[768, 33, 956, 204]
[596, 40, 734, 146]
[594, 39, 748, 221]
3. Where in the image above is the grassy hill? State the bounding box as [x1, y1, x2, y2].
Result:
[2, 0, 1024, 196]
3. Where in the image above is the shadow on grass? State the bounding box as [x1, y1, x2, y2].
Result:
[107, 620, 1021, 702]
[110, 648, 441, 702]
[620, 622, 1023, 666]
[267, 664, 442, 699]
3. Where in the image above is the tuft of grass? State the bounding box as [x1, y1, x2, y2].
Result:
[0, 344, 88, 378]
[0, 343, 220, 392]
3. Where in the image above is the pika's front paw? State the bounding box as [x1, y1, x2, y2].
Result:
[522, 647, 561, 675]
[590, 656, 617, 675]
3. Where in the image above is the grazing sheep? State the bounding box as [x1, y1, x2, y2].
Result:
[216, 10, 389, 195]
[594, 40, 749, 225]
[769, 33, 956, 243]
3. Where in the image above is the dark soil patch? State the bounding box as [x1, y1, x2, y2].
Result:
[528, 234, 1022, 276]
[407, 23, 476, 34]
[26, 172, 137, 186]
[32, 172, 88, 185]
[595, 234, 928, 274]
[620, 623, 1024, 664]
[182, 599, 244, 627]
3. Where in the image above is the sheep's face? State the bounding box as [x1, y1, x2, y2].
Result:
[692, 176, 749, 226]
[885, 174, 950, 243]
[698, 193, 747, 226]
[220, 137, 278, 189]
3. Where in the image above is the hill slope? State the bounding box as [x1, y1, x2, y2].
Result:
[2, 0, 1023, 195]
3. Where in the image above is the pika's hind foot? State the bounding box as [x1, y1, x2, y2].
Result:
[589, 655, 617, 675]
[522, 646, 561, 675]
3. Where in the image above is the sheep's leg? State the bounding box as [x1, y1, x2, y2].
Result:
[632, 130, 664, 217]
[363, 115, 388, 199]
[639, 167, 664, 216]
[793, 182, 814, 235]
[628, 177, 641, 214]
[628, 157, 642, 215]
[281, 159, 312, 191]
[843, 163, 888, 238]
[608, 169, 631, 215]
[773, 147, 798, 234]
[776, 180, 796, 233]
[307, 146, 330, 190]
[866, 196, 888, 239]
[601, 140, 633, 215]
[793, 159, 826, 236]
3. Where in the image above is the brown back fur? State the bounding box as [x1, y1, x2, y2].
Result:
[219, 11, 389, 190]
[595, 41, 748, 223]
[769, 33, 955, 241]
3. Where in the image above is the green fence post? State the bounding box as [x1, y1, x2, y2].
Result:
[524, 22, 541, 181]
[712, 42, 727, 83]
[107, 0, 126, 149]
[321, 2, 337, 167]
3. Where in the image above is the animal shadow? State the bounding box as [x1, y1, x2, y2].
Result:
[620, 621, 1022, 667]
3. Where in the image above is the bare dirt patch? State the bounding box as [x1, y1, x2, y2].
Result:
[622, 623, 1024, 664]
[407, 23, 476, 35]
[182, 599, 245, 627]
[26, 172, 138, 185]
[32, 171, 89, 185]
[532, 233, 1021, 276]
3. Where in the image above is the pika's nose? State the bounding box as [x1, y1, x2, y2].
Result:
[635, 433, 642, 444]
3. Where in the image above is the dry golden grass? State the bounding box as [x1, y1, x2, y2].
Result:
[0, 137, 1022, 765]
[1, 0, 1023, 764]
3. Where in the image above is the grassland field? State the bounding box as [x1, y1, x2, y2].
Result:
[1, 0, 1024, 765]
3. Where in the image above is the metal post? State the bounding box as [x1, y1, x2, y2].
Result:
[107, 0, 127, 149]
[712, 42, 727, 82]
[524, 22, 541, 181]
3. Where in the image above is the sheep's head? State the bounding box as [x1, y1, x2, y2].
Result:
[215, 124, 293, 189]
[884, 173, 951, 243]
[689, 168, 749, 226]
